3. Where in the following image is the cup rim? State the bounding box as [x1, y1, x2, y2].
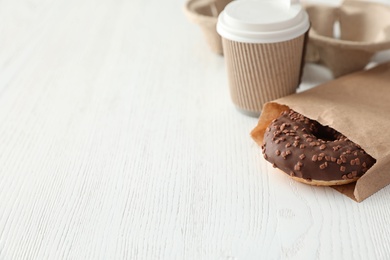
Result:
[217, 0, 310, 43]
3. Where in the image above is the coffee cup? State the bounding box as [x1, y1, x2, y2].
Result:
[217, 0, 310, 117]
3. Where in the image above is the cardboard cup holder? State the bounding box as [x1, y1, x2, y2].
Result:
[184, 0, 390, 78]
[184, 0, 233, 54]
[305, 1, 390, 77]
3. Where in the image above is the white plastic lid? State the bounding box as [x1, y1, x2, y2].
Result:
[217, 0, 310, 43]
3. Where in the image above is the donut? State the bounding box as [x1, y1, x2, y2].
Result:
[261, 109, 376, 186]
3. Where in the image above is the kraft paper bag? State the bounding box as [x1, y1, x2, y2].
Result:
[251, 62, 390, 202]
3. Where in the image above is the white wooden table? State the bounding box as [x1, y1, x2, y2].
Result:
[1, 0, 390, 259]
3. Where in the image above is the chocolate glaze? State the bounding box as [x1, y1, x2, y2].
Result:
[262, 110, 376, 181]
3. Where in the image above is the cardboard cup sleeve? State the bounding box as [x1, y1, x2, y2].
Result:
[251, 62, 390, 202]
[222, 34, 306, 115]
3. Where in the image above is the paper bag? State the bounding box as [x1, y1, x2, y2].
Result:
[251, 62, 390, 202]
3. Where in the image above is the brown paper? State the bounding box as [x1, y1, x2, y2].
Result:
[251, 62, 390, 202]
[305, 1, 390, 77]
[184, 0, 233, 54]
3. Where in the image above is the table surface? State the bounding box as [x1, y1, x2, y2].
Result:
[1, 0, 390, 259]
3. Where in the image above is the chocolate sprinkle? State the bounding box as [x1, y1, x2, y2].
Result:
[319, 162, 328, 169]
[355, 158, 360, 165]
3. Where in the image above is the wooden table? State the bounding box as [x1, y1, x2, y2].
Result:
[1, 0, 390, 259]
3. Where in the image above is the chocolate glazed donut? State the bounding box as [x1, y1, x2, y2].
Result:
[261, 109, 376, 186]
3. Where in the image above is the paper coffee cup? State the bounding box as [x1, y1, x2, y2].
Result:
[217, 0, 310, 117]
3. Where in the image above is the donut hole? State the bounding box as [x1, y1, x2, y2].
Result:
[313, 124, 341, 142]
